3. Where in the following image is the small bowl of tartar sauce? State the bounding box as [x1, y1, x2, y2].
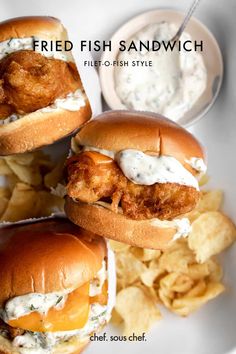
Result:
[99, 9, 223, 127]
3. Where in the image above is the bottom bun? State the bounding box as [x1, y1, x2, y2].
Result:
[65, 197, 178, 250]
[0, 100, 91, 155]
[0, 334, 89, 354]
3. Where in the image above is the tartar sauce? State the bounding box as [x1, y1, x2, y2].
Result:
[150, 217, 191, 241]
[0, 89, 86, 126]
[115, 22, 207, 121]
[89, 260, 107, 296]
[185, 157, 207, 174]
[0, 37, 69, 61]
[41, 89, 86, 113]
[10, 303, 108, 354]
[116, 149, 199, 189]
[83, 146, 205, 190]
[2, 291, 69, 321]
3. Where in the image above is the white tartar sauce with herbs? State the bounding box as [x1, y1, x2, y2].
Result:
[115, 149, 199, 190]
[115, 22, 207, 121]
[9, 303, 108, 354]
[84, 146, 205, 190]
[2, 291, 69, 321]
[0, 37, 69, 61]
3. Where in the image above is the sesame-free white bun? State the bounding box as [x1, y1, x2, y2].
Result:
[75, 110, 205, 174]
[0, 16, 68, 42]
[0, 219, 106, 306]
[65, 198, 178, 250]
[0, 103, 91, 155]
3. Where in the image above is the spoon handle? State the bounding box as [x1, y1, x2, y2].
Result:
[172, 0, 202, 41]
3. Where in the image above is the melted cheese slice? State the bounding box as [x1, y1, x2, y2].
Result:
[8, 283, 90, 332]
[83, 151, 113, 165]
[90, 281, 108, 306]
[8, 281, 108, 333]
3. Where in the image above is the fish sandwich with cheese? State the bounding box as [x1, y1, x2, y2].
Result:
[0, 219, 115, 354]
[65, 110, 207, 250]
[0, 16, 91, 155]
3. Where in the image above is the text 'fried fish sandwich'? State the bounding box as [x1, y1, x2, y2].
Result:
[0, 219, 115, 354]
[65, 110, 207, 249]
[0, 16, 91, 155]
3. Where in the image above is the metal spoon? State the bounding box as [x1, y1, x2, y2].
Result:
[171, 0, 202, 42]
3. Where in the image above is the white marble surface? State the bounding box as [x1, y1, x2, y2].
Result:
[0, 1, 236, 353]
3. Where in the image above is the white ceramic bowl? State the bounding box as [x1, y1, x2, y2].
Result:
[99, 9, 223, 127]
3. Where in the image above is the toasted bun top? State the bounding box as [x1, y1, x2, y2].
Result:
[75, 110, 205, 169]
[0, 16, 67, 42]
[0, 219, 106, 306]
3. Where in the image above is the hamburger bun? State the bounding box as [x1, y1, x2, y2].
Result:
[0, 16, 68, 42]
[0, 102, 91, 155]
[75, 110, 205, 174]
[0, 219, 106, 306]
[0, 16, 92, 155]
[0, 334, 89, 354]
[65, 198, 180, 250]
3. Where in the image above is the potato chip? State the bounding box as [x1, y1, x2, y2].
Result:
[186, 263, 210, 280]
[130, 247, 161, 262]
[0, 183, 38, 222]
[0, 159, 12, 175]
[110, 240, 130, 253]
[182, 210, 201, 224]
[206, 259, 223, 282]
[140, 268, 162, 287]
[158, 239, 195, 273]
[0, 197, 8, 217]
[5, 159, 42, 186]
[111, 309, 123, 326]
[188, 211, 236, 263]
[115, 286, 161, 335]
[137, 282, 160, 303]
[171, 282, 225, 316]
[33, 153, 54, 170]
[0, 187, 11, 217]
[0, 187, 11, 199]
[197, 190, 223, 213]
[160, 272, 194, 294]
[0, 151, 65, 222]
[5, 153, 35, 166]
[44, 159, 65, 188]
[199, 174, 210, 187]
[115, 252, 147, 289]
[5, 174, 21, 192]
[34, 191, 65, 217]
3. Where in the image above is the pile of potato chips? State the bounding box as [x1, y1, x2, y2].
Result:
[111, 190, 236, 335]
[0, 151, 65, 222]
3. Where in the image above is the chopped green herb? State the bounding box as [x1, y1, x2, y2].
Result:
[56, 296, 63, 305]
[91, 310, 107, 321]
[30, 304, 36, 311]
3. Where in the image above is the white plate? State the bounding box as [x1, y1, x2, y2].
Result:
[99, 9, 223, 127]
[0, 2, 235, 354]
